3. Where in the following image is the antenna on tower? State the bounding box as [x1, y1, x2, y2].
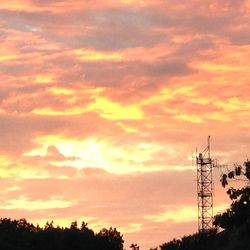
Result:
[196, 136, 213, 232]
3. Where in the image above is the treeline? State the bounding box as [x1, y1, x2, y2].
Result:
[160, 225, 249, 250]
[0, 218, 123, 250]
[160, 219, 249, 250]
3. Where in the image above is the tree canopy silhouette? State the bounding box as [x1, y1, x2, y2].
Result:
[0, 218, 124, 250]
[214, 160, 250, 231]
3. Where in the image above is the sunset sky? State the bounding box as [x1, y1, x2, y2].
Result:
[0, 0, 250, 249]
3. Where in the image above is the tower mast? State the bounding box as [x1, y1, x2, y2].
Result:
[196, 136, 213, 232]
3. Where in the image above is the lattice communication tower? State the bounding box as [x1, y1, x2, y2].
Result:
[196, 136, 213, 232]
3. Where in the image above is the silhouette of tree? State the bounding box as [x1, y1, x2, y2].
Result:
[160, 230, 217, 250]
[96, 227, 124, 250]
[70, 221, 78, 230]
[160, 238, 181, 250]
[214, 160, 250, 230]
[130, 243, 140, 250]
[0, 218, 123, 250]
[220, 160, 250, 188]
[213, 186, 250, 230]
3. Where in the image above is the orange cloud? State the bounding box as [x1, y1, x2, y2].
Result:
[74, 48, 124, 61]
[0, 0, 33, 11]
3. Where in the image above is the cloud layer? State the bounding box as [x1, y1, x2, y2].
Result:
[0, 0, 250, 248]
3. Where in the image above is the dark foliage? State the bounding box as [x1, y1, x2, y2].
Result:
[160, 229, 218, 250]
[213, 186, 250, 230]
[220, 160, 250, 188]
[214, 160, 250, 233]
[130, 243, 140, 250]
[0, 218, 124, 250]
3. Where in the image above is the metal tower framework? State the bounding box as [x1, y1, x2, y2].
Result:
[196, 136, 213, 232]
